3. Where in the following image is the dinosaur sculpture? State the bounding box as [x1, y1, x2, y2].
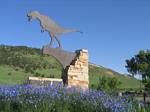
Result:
[27, 11, 82, 49]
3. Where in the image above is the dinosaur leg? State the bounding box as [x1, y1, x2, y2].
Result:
[55, 36, 62, 49]
[49, 37, 54, 47]
[49, 33, 55, 47]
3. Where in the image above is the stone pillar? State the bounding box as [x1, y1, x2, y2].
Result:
[66, 49, 89, 89]
[43, 46, 89, 89]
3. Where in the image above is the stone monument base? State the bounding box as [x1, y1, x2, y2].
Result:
[66, 49, 89, 89]
[43, 46, 89, 89]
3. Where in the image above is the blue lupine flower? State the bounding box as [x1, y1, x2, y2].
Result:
[0, 84, 138, 112]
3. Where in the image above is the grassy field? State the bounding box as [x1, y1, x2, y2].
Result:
[89, 65, 142, 89]
[0, 65, 62, 85]
[0, 45, 142, 89]
[0, 64, 142, 89]
[0, 66, 27, 85]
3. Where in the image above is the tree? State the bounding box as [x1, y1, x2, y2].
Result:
[97, 76, 121, 91]
[107, 77, 121, 90]
[125, 50, 150, 88]
[97, 76, 107, 90]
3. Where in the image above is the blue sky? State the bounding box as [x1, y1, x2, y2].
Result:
[0, 0, 150, 74]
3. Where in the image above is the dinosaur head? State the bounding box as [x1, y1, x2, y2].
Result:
[27, 11, 40, 22]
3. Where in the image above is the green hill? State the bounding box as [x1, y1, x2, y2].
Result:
[89, 64, 141, 89]
[0, 45, 141, 89]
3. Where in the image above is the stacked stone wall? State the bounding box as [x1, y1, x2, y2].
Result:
[67, 49, 89, 88]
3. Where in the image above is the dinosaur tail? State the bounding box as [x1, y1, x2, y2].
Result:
[63, 29, 83, 34]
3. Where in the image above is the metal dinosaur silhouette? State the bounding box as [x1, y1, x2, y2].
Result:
[27, 11, 82, 49]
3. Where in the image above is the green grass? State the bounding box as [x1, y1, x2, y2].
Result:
[0, 64, 141, 89]
[0, 65, 62, 84]
[0, 66, 27, 85]
[0, 45, 142, 89]
[89, 65, 142, 89]
[117, 75, 141, 89]
[35, 68, 62, 78]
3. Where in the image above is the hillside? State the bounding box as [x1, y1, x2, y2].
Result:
[89, 64, 141, 89]
[0, 45, 141, 89]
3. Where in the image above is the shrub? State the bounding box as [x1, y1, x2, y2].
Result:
[34, 72, 41, 77]
[41, 74, 45, 77]
[49, 74, 55, 78]
[7, 72, 12, 76]
[97, 76, 121, 91]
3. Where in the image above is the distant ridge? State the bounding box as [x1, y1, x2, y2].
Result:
[89, 62, 105, 68]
